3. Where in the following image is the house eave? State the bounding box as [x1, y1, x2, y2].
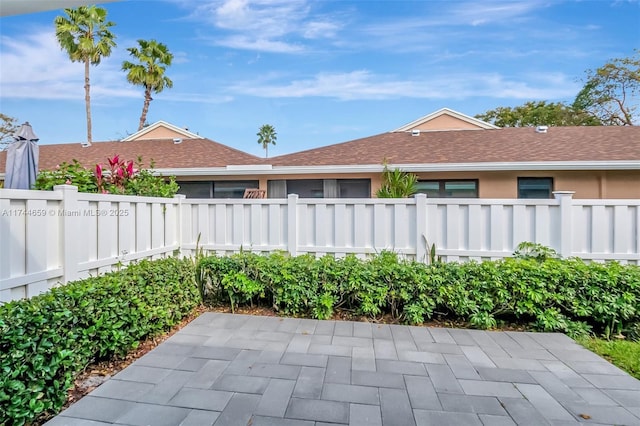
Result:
[151, 161, 640, 177]
[2, 161, 636, 181]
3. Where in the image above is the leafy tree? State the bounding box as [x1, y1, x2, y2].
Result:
[0, 113, 18, 151]
[257, 124, 277, 158]
[376, 164, 418, 198]
[54, 6, 116, 145]
[122, 39, 174, 131]
[574, 51, 640, 126]
[475, 101, 601, 127]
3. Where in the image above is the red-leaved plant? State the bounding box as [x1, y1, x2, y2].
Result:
[96, 155, 137, 194]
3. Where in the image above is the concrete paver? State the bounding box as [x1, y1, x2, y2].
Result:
[46, 313, 640, 426]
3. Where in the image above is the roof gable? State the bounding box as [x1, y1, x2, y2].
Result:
[122, 121, 202, 141]
[392, 108, 499, 132]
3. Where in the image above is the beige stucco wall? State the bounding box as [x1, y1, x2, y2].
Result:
[133, 127, 189, 140]
[174, 170, 640, 199]
[412, 170, 640, 199]
[408, 115, 484, 131]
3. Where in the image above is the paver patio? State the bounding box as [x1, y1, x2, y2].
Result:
[45, 313, 640, 426]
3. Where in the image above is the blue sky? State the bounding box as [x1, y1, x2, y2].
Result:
[1, 0, 638, 156]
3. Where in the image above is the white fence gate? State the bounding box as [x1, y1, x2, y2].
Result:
[2, 187, 639, 302]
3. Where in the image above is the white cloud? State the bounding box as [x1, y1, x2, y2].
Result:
[356, 1, 550, 53]
[172, 51, 190, 64]
[303, 21, 341, 39]
[185, 0, 344, 53]
[448, 1, 542, 26]
[163, 93, 234, 104]
[215, 35, 304, 53]
[229, 70, 580, 101]
[0, 30, 138, 100]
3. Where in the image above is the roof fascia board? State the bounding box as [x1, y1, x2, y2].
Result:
[2, 161, 637, 180]
[121, 121, 202, 141]
[152, 161, 640, 177]
[392, 108, 500, 132]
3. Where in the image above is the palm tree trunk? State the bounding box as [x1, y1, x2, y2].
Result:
[138, 88, 152, 131]
[84, 58, 92, 145]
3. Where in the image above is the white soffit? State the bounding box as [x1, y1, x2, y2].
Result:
[153, 161, 640, 177]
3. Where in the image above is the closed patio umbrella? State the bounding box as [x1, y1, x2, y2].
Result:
[5, 122, 39, 189]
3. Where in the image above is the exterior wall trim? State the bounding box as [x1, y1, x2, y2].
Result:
[152, 160, 640, 177]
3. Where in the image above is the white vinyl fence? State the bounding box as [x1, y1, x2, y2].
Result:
[1, 185, 181, 302]
[1, 187, 639, 302]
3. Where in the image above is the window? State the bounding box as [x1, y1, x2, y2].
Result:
[177, 181, 211, 198]
[267, 179, 371, 198]
[286, 179, 325, 198]
[177, 180, 259, 198]
[213, 181, 260, 198]
[415, 180, 478, 198]
[337, 179, 370, 198]
[267, 180, 286, 198]
[518, 177, 553, 199]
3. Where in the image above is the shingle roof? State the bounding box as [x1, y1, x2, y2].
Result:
[267, 126, 640, 166]
[2, 126, 639, 176]
[0, 138, 261, 173]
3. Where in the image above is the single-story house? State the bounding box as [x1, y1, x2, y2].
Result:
[2, 109, 639, 199]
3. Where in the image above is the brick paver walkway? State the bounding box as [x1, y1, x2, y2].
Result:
[46, 313, 640, 425]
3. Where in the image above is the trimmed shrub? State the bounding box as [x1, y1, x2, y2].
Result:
[197, 251, 640, 338]
[0, 258, 200, 425]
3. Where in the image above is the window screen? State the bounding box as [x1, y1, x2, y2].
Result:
[518, 177, 553, 199]
[213, 181, 259, 198]
[177, 180, 258, 198]
[337, 179, 370, 198]
[177, 181, 212, 198]
[286, 179, 324, 198]
[415, 180, 478, 198]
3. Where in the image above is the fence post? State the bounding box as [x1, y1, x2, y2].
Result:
[0, 193, 11, 302]
[173, 194, 186, 257]
[287, 194, 298, 256]
[415, 193, 427, 263]
[55, 184, 80, 283]
[553, 191, 575, 258]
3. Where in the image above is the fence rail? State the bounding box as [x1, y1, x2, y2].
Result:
[2, 187, 639, 302]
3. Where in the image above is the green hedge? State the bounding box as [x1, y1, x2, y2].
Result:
[197, 251, 640, 337]
[0, 258, 200, 425]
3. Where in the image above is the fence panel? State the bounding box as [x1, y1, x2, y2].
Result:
[0, 186, 180, 301]
[0, 189, 63, 301]
[179, 198, 289, 257]
[3, 187, 639, 302]
[572, 200, 640, 264]
[295, 198, 417, 258]
[425, 198, 559, 262]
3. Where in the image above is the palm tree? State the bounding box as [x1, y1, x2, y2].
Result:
[257, 124, 277, 158]
[122, 40, 174, 131]
[54, 6, 116, 145]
